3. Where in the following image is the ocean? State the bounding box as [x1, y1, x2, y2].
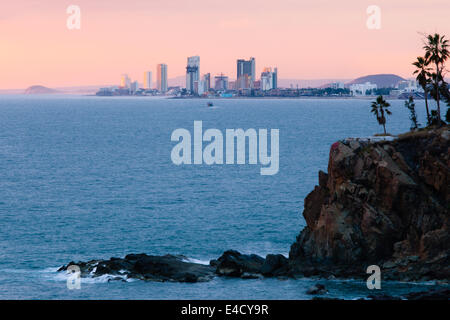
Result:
[0, 95, 445, 299]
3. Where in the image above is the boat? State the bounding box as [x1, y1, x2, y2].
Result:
[207, 102, 214, 107]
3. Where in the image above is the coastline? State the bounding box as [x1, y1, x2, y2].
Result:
[58, 125, 450, 299]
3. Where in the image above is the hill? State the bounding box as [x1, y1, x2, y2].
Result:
[346, 74, 405, 88]
[24, 85, 60, 94]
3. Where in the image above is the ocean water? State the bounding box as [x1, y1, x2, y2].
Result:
[0, 95, 446, 299]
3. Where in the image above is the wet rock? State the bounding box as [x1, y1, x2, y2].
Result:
[215, 250, 265, 278]
[260, 254, 289, 276]
[59, 254, 215, 283]
[306, 284, 327, 295]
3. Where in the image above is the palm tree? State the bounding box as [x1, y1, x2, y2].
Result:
[405, 96, 419, 130]
[423, 33, 450, 123]
[371, 95, 392, 135]
[412, 56, 431, 124]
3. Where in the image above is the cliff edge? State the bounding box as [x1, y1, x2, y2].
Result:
[289, 126, 450, 281]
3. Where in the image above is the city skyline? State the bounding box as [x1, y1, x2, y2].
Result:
[1, 0, 450, 89]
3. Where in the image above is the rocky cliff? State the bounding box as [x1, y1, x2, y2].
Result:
[289, 126, 450, 281]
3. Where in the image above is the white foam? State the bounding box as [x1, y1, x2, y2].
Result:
[182, 257, 211, 265]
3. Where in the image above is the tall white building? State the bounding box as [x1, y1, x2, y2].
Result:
[186, 56, 200, 94]
[260, 67, 278, 91]
[157, 64, 168, 93]
[144, 71, 153, 89]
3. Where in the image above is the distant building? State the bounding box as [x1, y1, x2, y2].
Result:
[130, 81, 139, 93]
[144, 71, 153, 89]
[186, 56, 200, 94]
[350, 82, 377, 96]
[272, 68, 278, 89]
[214, 73, 229, 91]
[120, 74, 131, 88]
[260, 67, 278, 91]
[237, 57, 255, 89]
[397, 80, 423, 93]
[329, 82, 345, 90]
[236, 74, 251, 91]
[261, 67, 273, 91]
[195, 80, 206, 95]
[157, 64, 168, 93]
[203, 73, 211, 92]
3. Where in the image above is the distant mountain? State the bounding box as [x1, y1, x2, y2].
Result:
[346, 74, 405, 88]
[24, 85, 60, 94]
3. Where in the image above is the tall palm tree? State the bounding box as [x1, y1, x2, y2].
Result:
[371, 95, 392, 135]
[423, 33, 450, 123]
[412, 56, 431, 124]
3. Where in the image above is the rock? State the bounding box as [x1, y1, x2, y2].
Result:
[260, 254, 289, 276]
[306, 284, 327, 295]
[59, 254, 215, 283]
[215, 250, 265, 277]
[241, 273, 262, 279]
[289, 125, 450, 281]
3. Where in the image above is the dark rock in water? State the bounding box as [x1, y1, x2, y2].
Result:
[306, 284, 327, 295]
[59, 254, 215, 283]
[59, 250, 289, 283]
[209, 259, 219, 267]
[241, 273, 263, 279]
[403, 288, 450, 300]
[214, 250, 265, 278]
[260, 254, 289, 276]
[289, 126, 450, 281]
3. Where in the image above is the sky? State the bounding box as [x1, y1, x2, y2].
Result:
[0, 0, 449, 89]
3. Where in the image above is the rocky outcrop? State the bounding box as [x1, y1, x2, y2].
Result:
[289, 126, 450, 281]
[210, 250, 289, 279]
[59, 251, 290, 283]
[58, 254, 215, 283]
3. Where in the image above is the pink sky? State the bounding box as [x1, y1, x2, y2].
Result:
[0, 0, 449, 89]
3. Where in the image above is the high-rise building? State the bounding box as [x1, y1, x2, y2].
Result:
[157, 64, 168, 93]
[272, 67, 278, 89]
[195, 80, 205, 95]
[261, 67, 273, 91]
[144, 71, 153, 89]
[120, 74, 131, 88]
[203, 73, 211, 92]
[214, 73, 229, 91]
[236, 57, 255, 89]
[261, 67, 278, 91]
[186, 56, 200, 94]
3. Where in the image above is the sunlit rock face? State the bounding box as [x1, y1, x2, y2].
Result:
[289, 126, 450, 281]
